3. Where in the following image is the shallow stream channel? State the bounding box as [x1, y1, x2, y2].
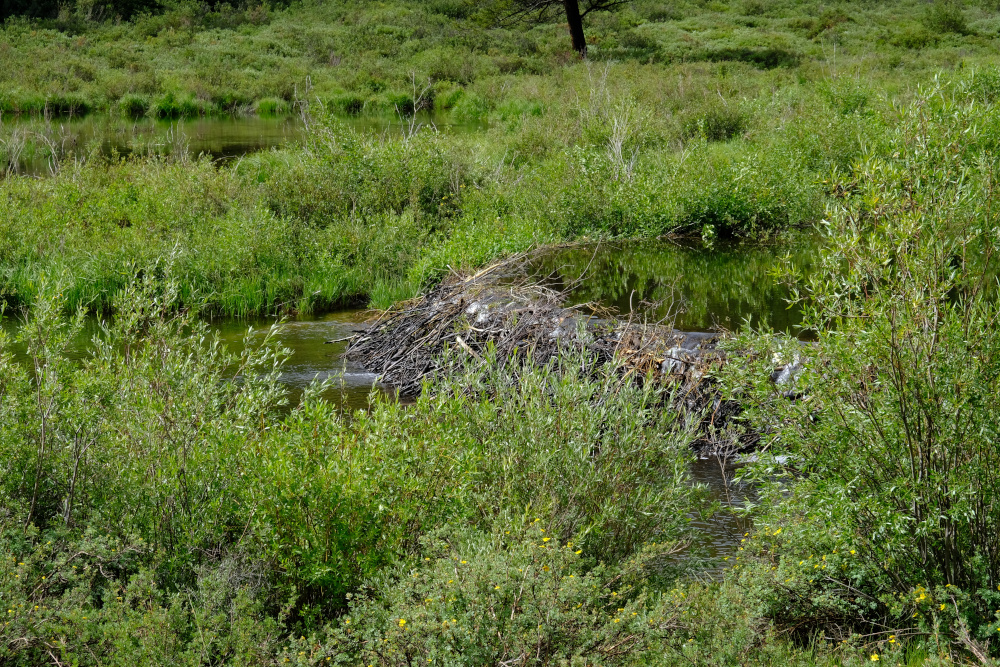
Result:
[1, 235, 819, 565]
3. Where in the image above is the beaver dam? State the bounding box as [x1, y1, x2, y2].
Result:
[343, 253, 805, 456]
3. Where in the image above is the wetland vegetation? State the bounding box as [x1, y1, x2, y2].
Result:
[4, 0, 1000, 665]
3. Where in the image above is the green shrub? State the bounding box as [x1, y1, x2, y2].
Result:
[618, 28, 660, 57]
[150, 91, 200, 119]
[45, 93, 92, 117]
[431, 82, 465, 112]
[805, 7, 852, 38]
[646, 5, 682, 21]
[683, 104, 748, 142]
[450, 91, 490, 123]
[117, 93, 149, 118]
[386, 91, 416, 115]
[741, 0, 769, 16]
[819, 81, 871, 116]
[923, 0, 972, 35]
[725, 83, 1000, 652]
[254, 96, 290, 116]
[327, 92, 366, 115]
[250, 346, 706, 608]
[424, 0, 474, 20]
[892, 25, 939, 49]
[0, 528, 290, 666]
[316, 524, 688, 666]
[963, 66, 1000, 103]
[211, 91, 251, 113]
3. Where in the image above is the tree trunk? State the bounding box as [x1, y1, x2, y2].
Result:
[563, 0, 587, 57]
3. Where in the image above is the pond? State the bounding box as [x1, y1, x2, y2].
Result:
[205, 234, 817, 410]
[528, 235, 817, 335]
[1, 112, 486, 176]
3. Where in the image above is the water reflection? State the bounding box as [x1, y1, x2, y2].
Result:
[211, 310, 387, 412]
[3, 112, 486, 176]
[690, 456, 754, 569]
[528, 236, 818, 336]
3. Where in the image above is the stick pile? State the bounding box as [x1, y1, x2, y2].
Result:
[344, 253, 760, 454]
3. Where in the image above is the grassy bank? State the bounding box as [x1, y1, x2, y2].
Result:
[4, 60, 1000, 316]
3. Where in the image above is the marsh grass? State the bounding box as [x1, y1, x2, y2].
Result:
[2, 64, 998, 316]
[2, 0, 1000, 121]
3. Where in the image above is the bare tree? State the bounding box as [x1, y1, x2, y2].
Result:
[498, 0, 632, 57]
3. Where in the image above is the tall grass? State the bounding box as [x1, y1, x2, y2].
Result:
[1, 0, 1000, 120]
[3, 63, 996, 317]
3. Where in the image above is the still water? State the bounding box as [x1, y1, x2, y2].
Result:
[3, 112, 485, 176]
[528, 236, 817, 335]
[211, 309, 389, 412]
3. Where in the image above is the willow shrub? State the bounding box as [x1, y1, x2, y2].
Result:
[252, 348, 708, 610]
[0, 271, 289, 558]
[301, 523, 691, 667]
[724, 83, 1000, 653]
[0, 271, 710, 662]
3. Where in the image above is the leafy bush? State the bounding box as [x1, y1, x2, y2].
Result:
[45, 93, 92, 117]
[923, 0, 972, 35]
[150, 91, 201, 119]
[683, 104, 748, 142]
[317, 524, 687, 666]
[725, 83, 1000, 653]
[117, 93, 149, 118]
[327, 92, 366, 115]
[819, 81, 871, 116]
[0, 527, 290, 666]
[249, 346, 707, 610]
[892, 26, 939, 49]
[963, 66, 1000, 103]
